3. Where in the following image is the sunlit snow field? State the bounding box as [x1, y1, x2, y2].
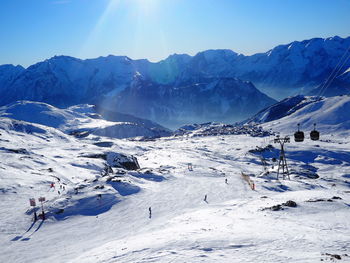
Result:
[1, 121, 349, 262]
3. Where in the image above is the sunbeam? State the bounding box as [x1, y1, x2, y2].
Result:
[78, 0, 121, 57]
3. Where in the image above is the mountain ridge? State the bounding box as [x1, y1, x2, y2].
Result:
[1, 35, 349, 127]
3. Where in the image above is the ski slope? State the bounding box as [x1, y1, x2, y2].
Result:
[255, 95, 350, 137]
[1, 117, 350, 262]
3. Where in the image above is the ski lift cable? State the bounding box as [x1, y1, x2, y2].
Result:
[319, 54, 350, 99]
[314, 47, 350, 140]
[316, 45, 350, 98]
[292, 44, 350, 141]
[317, 45, 350, 96]
[321, 50, 350, 96]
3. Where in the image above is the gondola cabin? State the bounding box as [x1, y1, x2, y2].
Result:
[310, 123, 320, 141]
[294, 123, 304, 142]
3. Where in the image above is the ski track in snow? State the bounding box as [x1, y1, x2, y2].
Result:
[1, 128, 350, 263]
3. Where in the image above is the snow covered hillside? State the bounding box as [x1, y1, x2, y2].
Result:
[247, 95, 350, 136]
[1, 36, 349, 126]
[1, 105, 349, 262]
[0, 101, 171, 139]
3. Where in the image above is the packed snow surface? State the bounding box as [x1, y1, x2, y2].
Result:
[1, 114, 350, 262]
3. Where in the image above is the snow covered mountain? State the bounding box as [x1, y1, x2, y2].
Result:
[178, 36, 350, 98]
[0, 64, 25, 91]
[110, 76, 276, 128]
[236, 36, 350, 98]
[0, 55, 276, 127]
[0, 36, 349, 126]
[0, 101, 171, 139]
[246, 95, 350, 136]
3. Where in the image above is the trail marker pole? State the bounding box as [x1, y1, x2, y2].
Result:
[29, 198, 37, 222]
[38, 197, 46, 220]
[273, 136, 290, 180]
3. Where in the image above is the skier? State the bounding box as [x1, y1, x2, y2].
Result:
[188, 163, 193, 171]
[149, 207, 152, 218]
[204, 194, 207, 202]
[50, 182, 55, 189]
[225, 178, 228, 184]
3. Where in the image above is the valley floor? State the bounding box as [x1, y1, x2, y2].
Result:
[1, 131, 350, 262]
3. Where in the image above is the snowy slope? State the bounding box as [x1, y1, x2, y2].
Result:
[246, 95, 323, 124]
[0, 101, 84, 128]
[0, 101, 171, 139]
[251, 95, 350, 136]
[1, 118, 349, 263]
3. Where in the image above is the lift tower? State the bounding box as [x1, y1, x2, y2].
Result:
[274, 136, 290, 180]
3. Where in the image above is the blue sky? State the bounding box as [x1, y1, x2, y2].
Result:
[1, 0, 349, 67]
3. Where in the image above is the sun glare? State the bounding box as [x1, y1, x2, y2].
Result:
[132, 0, 159, 16]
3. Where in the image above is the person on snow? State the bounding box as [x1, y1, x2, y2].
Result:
[149, 207, 152, 218]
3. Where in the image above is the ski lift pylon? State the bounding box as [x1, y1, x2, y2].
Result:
[294, 123, 304, 142]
